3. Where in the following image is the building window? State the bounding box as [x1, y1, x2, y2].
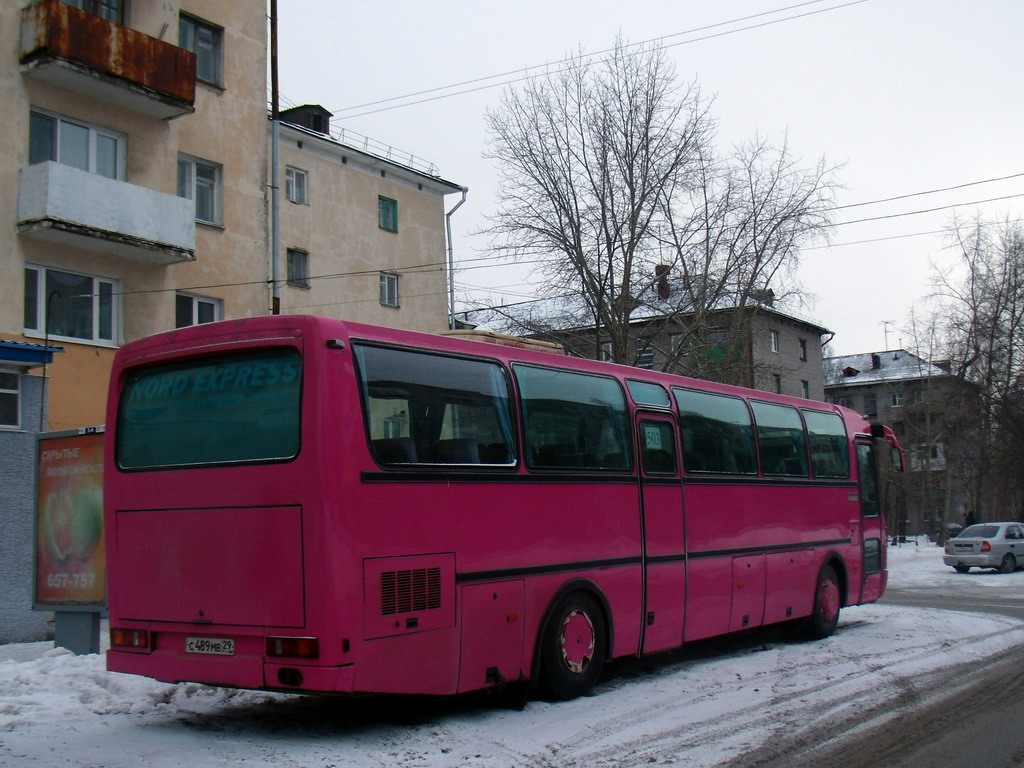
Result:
[772, 373, 782, 394]
[891, 391, 903, 408]
[24, 265, 117, 344]
[0, 371, 19, 428]
[179, 14, 223, 86]
[378, 196, 398, 232]
[379, 272, 399, 307]
[799, 338, 808, 361]
[64, 0, 125, 24]
[285, 166, 308, 204]
[770, 330, 780, 354]
[175, 292, 221, 328]
[801, 380, 810, 399]
[636, 342, 654, 370]
[601, 342, 614, 362]
[863, 394, 878, 419]
[177, 154, 222, 225]
[29, 109, 124, 180]
[286, 248, 310, 288]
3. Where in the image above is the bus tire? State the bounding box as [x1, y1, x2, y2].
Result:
[539, 591, 607, 700]
[808, 563, 841, 639]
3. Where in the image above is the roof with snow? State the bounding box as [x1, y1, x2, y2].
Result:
[824, 349, 949, 388]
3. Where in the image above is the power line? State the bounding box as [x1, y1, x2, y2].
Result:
[331, 0, 844, 114]
[331, 0, 871, 120]
[835, 172, 1024, 211]
[835, 192, 1024, 227]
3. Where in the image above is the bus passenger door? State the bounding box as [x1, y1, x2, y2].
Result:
[636, 414, 686, 655]
[856, 440, 885, 602]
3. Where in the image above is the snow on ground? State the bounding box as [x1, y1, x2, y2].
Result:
[3, 540, 1024, 768]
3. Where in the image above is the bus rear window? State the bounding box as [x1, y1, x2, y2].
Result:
[116, 349, 302, 469]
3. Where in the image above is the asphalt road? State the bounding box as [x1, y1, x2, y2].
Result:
[730, 578, 1024, 767]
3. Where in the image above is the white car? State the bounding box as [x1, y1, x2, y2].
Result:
[943, 522, 1024, 573]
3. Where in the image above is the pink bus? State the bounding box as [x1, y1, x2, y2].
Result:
[104, 315, 901, 700]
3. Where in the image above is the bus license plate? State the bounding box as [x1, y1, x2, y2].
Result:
[185, 637, 235, 655]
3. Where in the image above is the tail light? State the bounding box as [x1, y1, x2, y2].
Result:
[110, 628, 150, 650]
[266, 636, 319, 659]
[981, 541, 992, 552]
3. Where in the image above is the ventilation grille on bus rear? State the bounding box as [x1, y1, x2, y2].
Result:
[380, 567, 442, 615]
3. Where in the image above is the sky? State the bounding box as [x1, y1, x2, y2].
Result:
[4, 543, 1023, 766]
[275, 0, 1023, 357]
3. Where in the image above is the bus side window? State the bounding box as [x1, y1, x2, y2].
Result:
[641, 421, 677, 475]
[515, 364, 631, 472]
[802, 409, 850, 479]
[750, 401, 809, 477]
[354, 344, 517, 468]
[673, 388, 756, 475]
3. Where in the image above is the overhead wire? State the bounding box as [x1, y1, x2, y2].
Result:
[330, 0, 859, 116]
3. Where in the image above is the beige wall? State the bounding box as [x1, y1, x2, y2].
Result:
[276, 127, 456, 332]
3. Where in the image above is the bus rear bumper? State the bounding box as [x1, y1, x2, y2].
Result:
[107, 648, 355, 694]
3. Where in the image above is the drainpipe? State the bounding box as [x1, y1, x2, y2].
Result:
[445, 187, 468, 330]
[269, 0, 281, 314]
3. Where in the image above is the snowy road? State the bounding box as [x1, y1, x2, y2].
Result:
[3, 542, 1023, 768]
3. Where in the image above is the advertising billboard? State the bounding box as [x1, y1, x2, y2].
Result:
[34, 428, 106, 608]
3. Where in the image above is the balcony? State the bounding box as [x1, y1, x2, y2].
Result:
[20, 0, 196, 120]
[17, 161, 195, 265]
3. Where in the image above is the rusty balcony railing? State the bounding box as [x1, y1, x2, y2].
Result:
[21, 0, 196, 120]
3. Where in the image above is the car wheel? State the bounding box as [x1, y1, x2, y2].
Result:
[953, 565, 971, 574]
[999, 554, 1017, 574]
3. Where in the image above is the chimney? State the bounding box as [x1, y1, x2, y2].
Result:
[655, 265, 670, 300]
[871, 353, 881, 370]
[279, 104, 334, 135]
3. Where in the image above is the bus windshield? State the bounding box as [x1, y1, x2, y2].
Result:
[116, 348, 302, 469]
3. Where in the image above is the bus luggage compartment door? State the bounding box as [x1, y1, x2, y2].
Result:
[458, 580, 525, 692]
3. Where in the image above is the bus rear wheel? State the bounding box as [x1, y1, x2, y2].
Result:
[539, 592, 607, 700]
[808, 564, 841, 639]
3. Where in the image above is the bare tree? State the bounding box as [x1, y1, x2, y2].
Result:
[480, 39, 838, 380]
[933, 216, 1024, 520]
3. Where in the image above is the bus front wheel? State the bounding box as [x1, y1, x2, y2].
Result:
[808, 564, 841, 639]
[539, 592, 607, 700]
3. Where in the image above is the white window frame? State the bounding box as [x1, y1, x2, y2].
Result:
[285, 166, 308, 204]
[24, 264, 119, 345]
[0, 369, 20, 429]
[891, 391, 903, 408]
[177, 154, 222, 225]
[799, 338, 808, 361]
[770, 329, 780, 354]
[379, 272, 400, 308]
[29, 108, 126, 180]
[179, 13, 223, 86]
[286, 248, 310, 288]
[175, 291, 222, 328]
[801, 380, 810, 398]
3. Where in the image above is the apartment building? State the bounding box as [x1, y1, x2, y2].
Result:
[490, 304, 831, 400]
[5, 0, 268, 430]
[824, 349, 967, 536]
[275, 106, 464, 330]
